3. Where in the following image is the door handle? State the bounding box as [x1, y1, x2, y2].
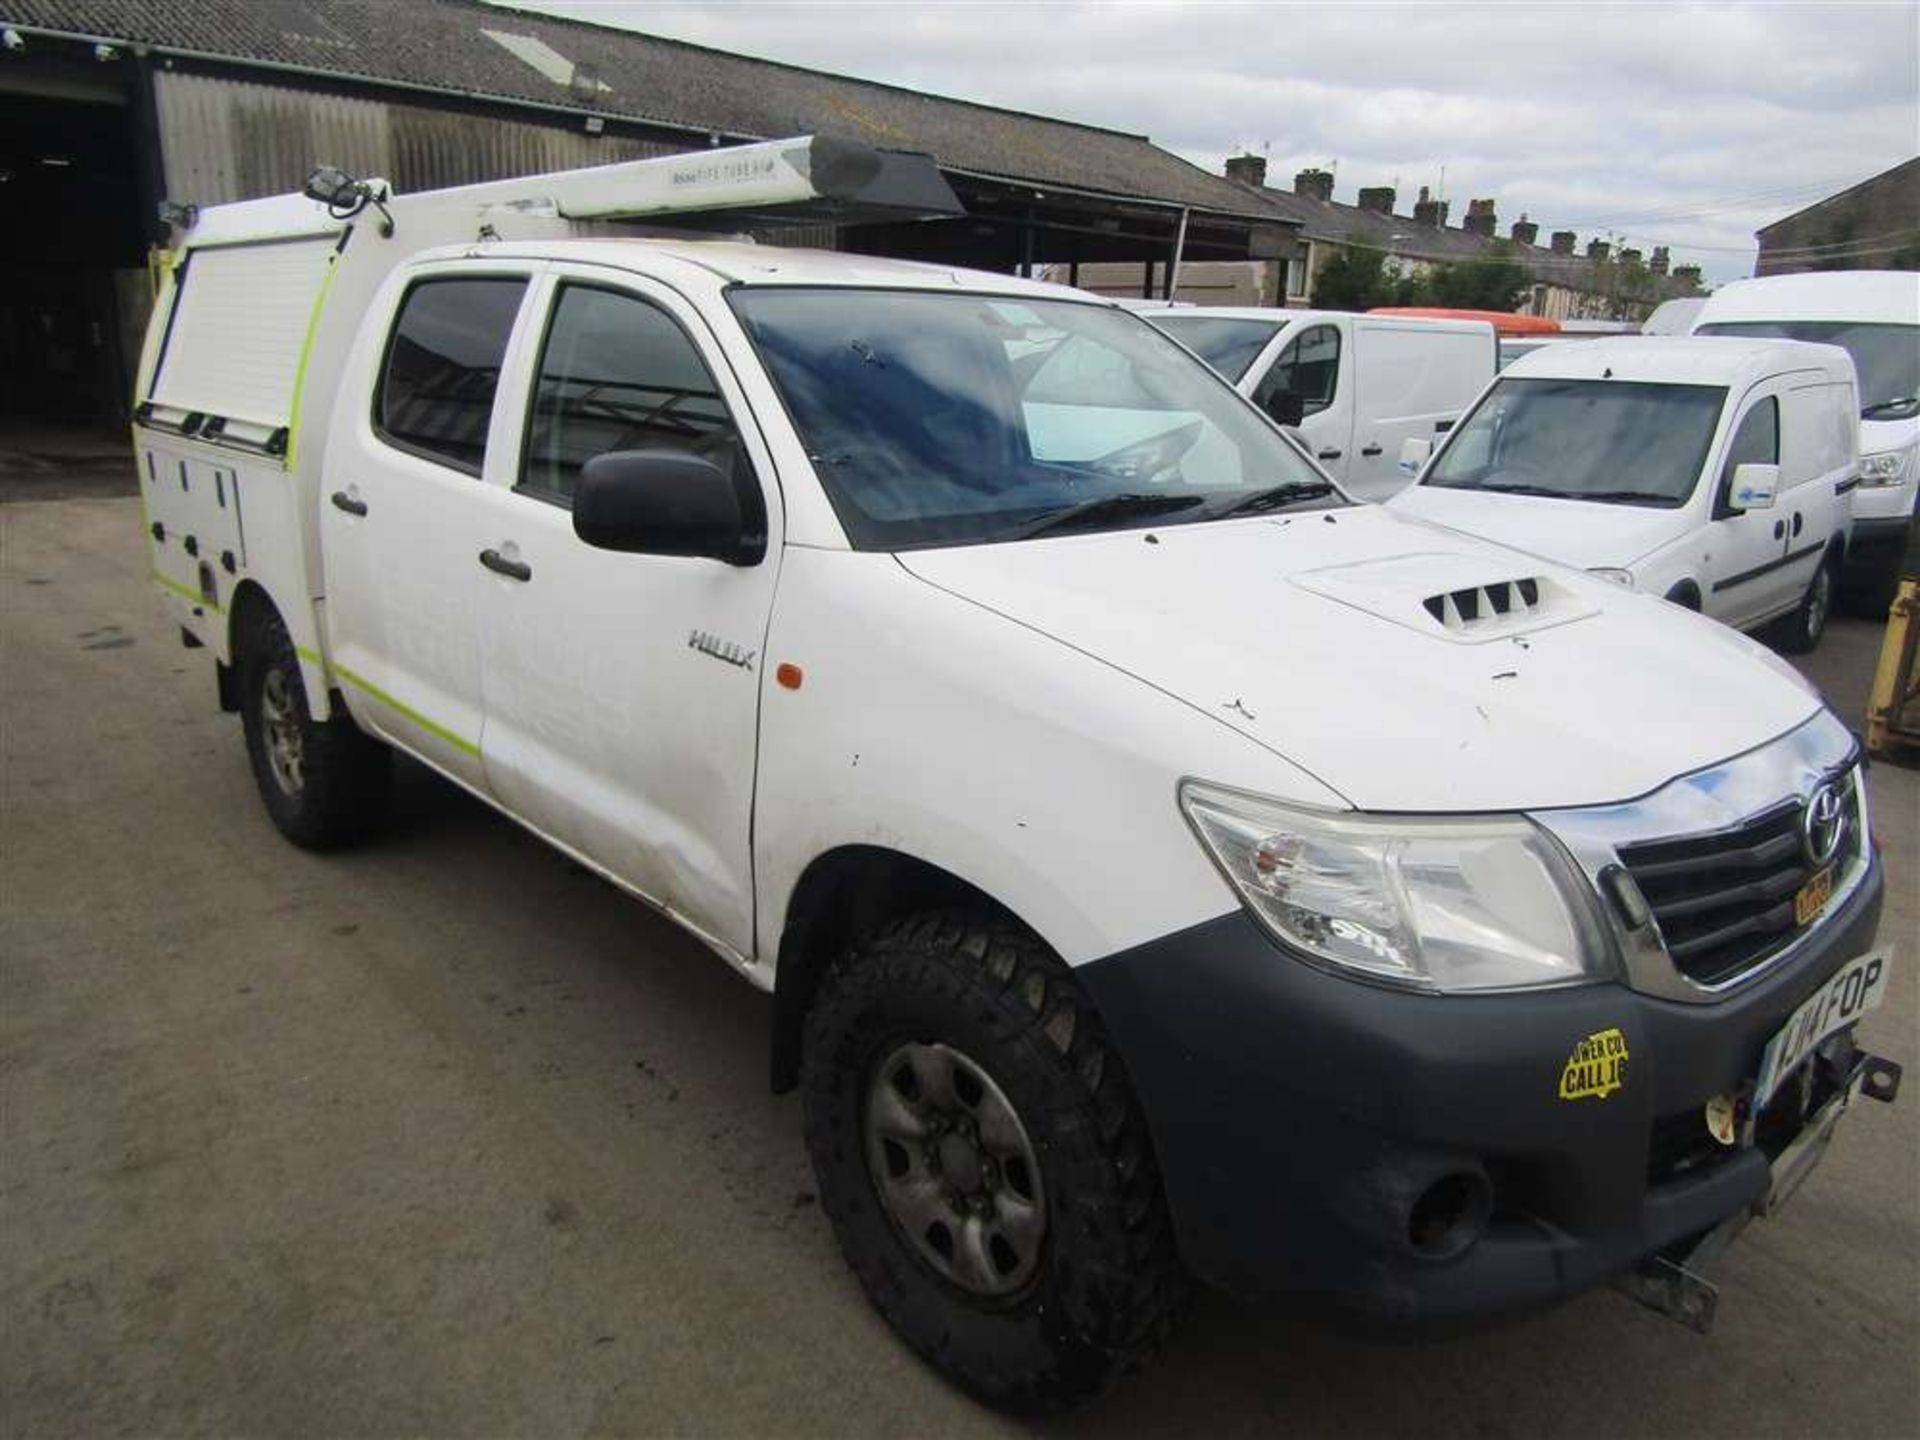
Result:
[330, 491, 367, 517]
[1792, 512, 1804, 537]
[1772, 520, 1786, 540]
[1360, 444, 1383, 458]
[479, 548, 532, 582]
[1317, 448, 1343, 461]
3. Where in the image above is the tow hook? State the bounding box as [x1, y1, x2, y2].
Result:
[1616, 1049, 1900, 1334]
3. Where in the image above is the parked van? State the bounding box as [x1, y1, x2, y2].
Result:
[1391, 336, 1859, 651]
[1692, 271, 1920, 611]
[1144, 307, 1495, 499]
[136, 139, 1896, 1412]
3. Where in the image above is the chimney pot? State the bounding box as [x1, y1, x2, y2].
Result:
[1223, 153, 1268, 188]
[1357, 185, 1396, 214]
[1510, 214, 1540, 245]
[1464, 198, 1497, 237]
[1292, 167, 1334, 201]
[1587, 239, 1611, 262]
[1649, 245, 1670, 276]
[1550, 230, 1576, 255]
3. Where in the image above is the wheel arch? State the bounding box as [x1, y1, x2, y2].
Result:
[1663, 578, 1703, 611]
[225, 579, 335, 721]
[769, 844, 1032, 1093]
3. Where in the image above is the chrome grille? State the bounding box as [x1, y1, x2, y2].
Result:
[1617, 768, 1861, 987]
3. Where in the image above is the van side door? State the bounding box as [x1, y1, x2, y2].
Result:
[319, 266, 536, 789]
[1772, 376, 1852, 614]
[1347, 322, 1490, 498]
[1701, 387, 1798, 628]
[1249, 321, 1354, 484]
[464, 269, 782, 961]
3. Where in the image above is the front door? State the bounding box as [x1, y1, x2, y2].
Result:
[1250, 322, 1354, 486]
[1703, 390, 1796, 628]
[469, 271, 782, 958]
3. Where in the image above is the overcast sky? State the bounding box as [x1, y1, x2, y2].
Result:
[507, 1, 1918, 283]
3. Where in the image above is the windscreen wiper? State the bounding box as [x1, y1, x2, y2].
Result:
[1573, 489, 1677, 505]
[1207, 480, 1338, 518]
[1861, 395, 1918, 419]
[1001, 492, 1203, 541]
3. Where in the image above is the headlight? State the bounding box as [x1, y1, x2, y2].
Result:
[1588, 567, 1636, 588]
[1858, 450, 1913, 488]
[1180, 781, 1610, 993]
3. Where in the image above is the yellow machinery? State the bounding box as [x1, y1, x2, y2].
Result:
[1866, 578, 1920, 760]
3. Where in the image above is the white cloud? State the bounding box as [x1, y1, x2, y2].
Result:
[502, 0, 1919, 282]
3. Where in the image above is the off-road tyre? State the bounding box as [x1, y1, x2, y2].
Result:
[1777, 551, 1837, 655]
[237, 606, 391, 850]
[801, 912, 1185, 1414]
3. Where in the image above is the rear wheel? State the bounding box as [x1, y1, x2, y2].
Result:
[1777, 553, 1836, 654]
[238, 606, 390, 849]
[801, 913, 1184, 1414]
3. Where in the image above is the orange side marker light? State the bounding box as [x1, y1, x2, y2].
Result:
[776, 662, 804, 690]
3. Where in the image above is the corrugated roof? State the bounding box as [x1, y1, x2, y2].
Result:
[3, 0, 1287, 221]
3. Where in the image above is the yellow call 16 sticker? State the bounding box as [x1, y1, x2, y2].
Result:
[1559, 1027, 1629, 1100]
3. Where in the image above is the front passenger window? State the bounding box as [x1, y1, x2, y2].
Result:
[1719, 396, 1779, 499]
[520, 285, 743, 506]
[1253, 324, 1341, 418]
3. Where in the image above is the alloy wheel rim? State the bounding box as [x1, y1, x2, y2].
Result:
[260, 668, 305, 796]
[1807, 568, 1830, 639]
[863, 1040, 1046, 1296]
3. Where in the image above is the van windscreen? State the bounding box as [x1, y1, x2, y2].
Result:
[1422, 378, 1726, 508]
[1146, 316, 1286, 381]
[1695, 320, 1919, 420]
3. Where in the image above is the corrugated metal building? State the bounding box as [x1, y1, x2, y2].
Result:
[0, 0, 1301, 424]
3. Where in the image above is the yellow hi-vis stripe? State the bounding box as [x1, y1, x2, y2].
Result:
[330, 662, 480, 758]
[284, 250, 341, 472]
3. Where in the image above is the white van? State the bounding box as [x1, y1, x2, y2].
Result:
[1144, 307, 1495, 499]
[134, 139, 1897, 1412]
[1692, 271, 1920, 611]
[1390, 337, 1859, 651]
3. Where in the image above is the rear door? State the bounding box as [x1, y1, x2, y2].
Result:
[1249, 321, 1353, 482]
[466, 268, 783, 959]
[1773, 376, 1853, 611]
[319, 264, 536, 789]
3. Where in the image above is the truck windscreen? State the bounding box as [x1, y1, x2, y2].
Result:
[1696, 320, 1920, 420]
[730, 289, 1336, 550]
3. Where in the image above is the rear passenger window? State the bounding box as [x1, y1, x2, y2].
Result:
[520, 285, 742, 506]
[375, 277, 527, 475]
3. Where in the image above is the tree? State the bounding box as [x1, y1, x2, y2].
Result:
[1415, 241, 1533, 311]
[1310, 246, 1419, 311]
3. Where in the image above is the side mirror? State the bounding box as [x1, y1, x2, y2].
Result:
[1263, 390, 1305, 428]
[1399, 437, 1433, 475]
[1727, 462, 1779, 512]
[573, 450, 765, 564]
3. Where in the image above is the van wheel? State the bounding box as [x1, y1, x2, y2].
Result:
[801, 913, 1185, 1414]
[1777, 554, 1836, 654]
[238, 607, 390, 849]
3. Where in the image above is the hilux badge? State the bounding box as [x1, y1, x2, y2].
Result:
[688, 629, 756, 670]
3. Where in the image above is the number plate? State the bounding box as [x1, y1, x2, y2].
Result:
[1793, 866, 1834, 926]
[1754, 949, 1891, 1109]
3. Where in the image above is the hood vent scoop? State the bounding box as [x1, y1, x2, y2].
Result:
[1423, 577, 1543, 632]
[1291, 553, 1601, 643]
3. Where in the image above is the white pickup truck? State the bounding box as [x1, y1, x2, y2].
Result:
[136, 137, 1898, 1413]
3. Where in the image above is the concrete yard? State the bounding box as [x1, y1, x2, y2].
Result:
[3, 484, 1916, 1438]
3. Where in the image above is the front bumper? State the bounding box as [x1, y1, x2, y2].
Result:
[1077, 853, 1885, 1331]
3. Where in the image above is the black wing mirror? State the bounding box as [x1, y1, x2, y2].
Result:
[573, 450, 766, 565]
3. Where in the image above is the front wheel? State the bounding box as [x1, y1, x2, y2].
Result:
[238, 607, 391, 849]
[801, 914, 1184, 1414]
[1776, 554, 1836, 654]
